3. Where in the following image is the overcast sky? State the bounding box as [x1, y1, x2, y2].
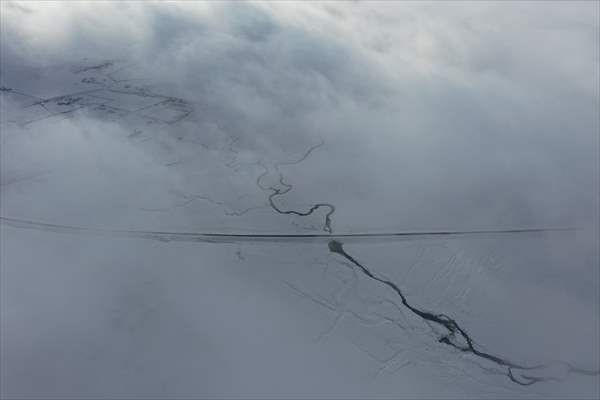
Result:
[1, 1, 599, 398]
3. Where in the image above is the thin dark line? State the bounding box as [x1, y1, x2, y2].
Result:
[327, 240, 599, 386]
[0, 216, 579, 242]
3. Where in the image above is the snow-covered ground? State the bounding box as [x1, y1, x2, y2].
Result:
[1, 2, 599, 398]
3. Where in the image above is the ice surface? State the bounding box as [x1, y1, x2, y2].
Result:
[1, 2, 599, 398]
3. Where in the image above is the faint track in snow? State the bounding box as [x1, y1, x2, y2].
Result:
[0, 216, 579, 243]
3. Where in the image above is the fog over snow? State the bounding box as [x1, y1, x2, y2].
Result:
[1, 1, 599, 398]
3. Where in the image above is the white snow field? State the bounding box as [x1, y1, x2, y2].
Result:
[1, 2, 599, 399]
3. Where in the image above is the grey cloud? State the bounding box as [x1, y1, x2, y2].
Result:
[1, 1, 598, 398]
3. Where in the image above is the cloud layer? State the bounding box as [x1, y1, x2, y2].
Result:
[1, 1, 598, 398]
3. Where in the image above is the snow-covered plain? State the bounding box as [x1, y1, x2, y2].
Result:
[1, 2, 599, 398]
